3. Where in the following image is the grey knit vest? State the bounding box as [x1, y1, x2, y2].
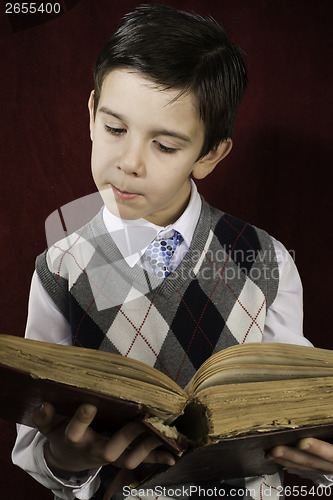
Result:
[36, 198, 284, 499]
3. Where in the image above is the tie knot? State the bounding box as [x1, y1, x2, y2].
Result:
[144, 231, 181, 278]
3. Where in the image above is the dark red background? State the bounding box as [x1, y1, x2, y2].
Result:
[0, 0, 332, 498]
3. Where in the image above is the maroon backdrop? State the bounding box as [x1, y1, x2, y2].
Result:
[0, 0, 332, 498]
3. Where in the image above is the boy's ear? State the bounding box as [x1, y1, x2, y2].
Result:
[192, 139, 233, 180]
[88, 90, 95, 141]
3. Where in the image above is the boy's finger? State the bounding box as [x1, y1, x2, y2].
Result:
[268, 455, 324, 473]
[267, 444, 333, 474]
[103, 421, 148, 463]
[144, 448, 176, 466]
[65, 404, 98, 443]
[121, 434, 174, 469]
[297, 438, 333, 462]
[32, 402, 56, 435]
[104, 424, 176, 469]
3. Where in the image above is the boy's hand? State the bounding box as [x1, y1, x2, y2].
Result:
[32, 402, 176, 478]
[266, 438, 333, 474]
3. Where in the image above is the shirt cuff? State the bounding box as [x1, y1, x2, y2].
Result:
[35, 437, 101, 499]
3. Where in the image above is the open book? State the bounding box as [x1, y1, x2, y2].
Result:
[2, 334, 333, 482]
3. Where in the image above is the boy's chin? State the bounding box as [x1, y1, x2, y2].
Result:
[105, 204, 137, 221]
[102, 198, 141, 221]
[98, 187, 140, 220]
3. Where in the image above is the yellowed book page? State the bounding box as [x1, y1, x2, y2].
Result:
[197, 376, 333, 438]
[0, 335, 187, 418]
[192, 364, 333, 393]
[0, 334, 186, 396]
[189, 343, 333, 394]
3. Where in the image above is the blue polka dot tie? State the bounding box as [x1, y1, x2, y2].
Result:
[144, 231, 182, 278]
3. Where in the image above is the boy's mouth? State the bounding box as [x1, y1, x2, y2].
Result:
[111, 184, 140, 200]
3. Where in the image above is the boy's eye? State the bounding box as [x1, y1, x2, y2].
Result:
[154, 141, 178, 154]
[104, 125, 126, 136]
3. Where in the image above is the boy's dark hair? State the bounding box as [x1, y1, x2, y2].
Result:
[93, 4, 247, 159]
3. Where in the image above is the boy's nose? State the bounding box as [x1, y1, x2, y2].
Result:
[117, 140, 145, 176]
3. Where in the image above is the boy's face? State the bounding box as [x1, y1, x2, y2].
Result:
[89, 69, 226, 226]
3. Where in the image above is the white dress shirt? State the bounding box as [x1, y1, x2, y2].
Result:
[12, 180, 319, 499]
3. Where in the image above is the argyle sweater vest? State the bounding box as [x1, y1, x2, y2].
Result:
[36, 198, 284, 500]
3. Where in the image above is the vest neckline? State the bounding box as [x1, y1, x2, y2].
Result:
[89, 197, 212, 298]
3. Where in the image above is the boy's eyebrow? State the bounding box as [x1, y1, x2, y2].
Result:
[98, 106, 192, 143]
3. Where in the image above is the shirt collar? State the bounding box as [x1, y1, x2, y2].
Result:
[102, 179, 202, 267]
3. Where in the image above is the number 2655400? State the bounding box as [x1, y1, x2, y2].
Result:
[5, 3, 61, 14]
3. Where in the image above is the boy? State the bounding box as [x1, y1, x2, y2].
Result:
[12, 4, 333, 500]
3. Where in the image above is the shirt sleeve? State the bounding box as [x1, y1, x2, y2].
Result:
[11, 271, 102, 499]
[23, 270, 72, 344]
[263, 237, 313, 347]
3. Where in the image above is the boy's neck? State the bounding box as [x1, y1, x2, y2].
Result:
[102, 180, 201, 253]
[143, 195, 192, 228]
